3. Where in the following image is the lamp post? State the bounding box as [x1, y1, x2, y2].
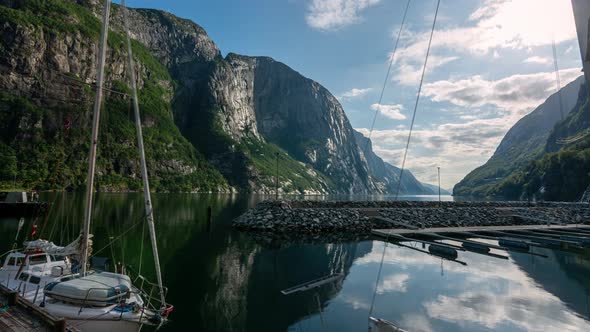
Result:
[437, 166, 441, 204]
[11, 155, 17, 190]
[275, 152, 279, 200]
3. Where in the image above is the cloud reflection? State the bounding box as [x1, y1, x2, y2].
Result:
[377, 273, 409, 294]
[351, 241, 590, 331]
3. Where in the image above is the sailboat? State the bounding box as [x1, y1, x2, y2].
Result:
[0, 0, 172, 330]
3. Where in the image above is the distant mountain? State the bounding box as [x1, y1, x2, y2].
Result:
[420, 182, 451, 195]
[0, 0, 432, 195]
[353, 130, 443, 195]
[494, 81, 590, 201]
[454, 76, 584, 197]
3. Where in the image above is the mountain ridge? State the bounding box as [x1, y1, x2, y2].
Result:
[454, 76, 584, 197]
[0, 0, 436, 195]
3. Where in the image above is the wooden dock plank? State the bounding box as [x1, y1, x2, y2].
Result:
[372, 224, 590, 237]
[0, 283, 77, 332]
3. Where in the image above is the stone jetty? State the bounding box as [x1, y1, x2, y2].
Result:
[233, 200, 590, 237]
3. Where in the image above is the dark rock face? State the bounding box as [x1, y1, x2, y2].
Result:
[454, 76, 584, 197]
[0, 0, 437, 194]
[110, 6, 220, 67]
[108, 4, 436, 194]
[0, 1, 228, 191]
[353, 130, 437, 194]
[251, 56, 373, 193]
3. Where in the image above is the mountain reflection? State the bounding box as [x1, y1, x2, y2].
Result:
[1, 194, 589, 332]
[511, 247, 590, 321]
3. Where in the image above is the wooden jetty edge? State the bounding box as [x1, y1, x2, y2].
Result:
[372, 223, 590, 236]
[372, 223, 590, 262]
[0, 284, 77, 332]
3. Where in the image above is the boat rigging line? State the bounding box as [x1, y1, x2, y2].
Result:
[122, 0, 168, 308]
[365, 1, 412, 328]
[394, 0, 441, 200]
[363, 0, 412, 156]
[79, 0, 111, 277]
[368, 1, 441, 330]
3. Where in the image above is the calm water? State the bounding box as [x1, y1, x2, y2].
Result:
[1, 193, 589, 332]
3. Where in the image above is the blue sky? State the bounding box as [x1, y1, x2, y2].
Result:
[121, 0, 583, 188]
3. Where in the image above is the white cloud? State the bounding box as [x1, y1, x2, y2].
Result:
[356, 115, 516, 187]
[305, 0, 381, 31]
[422, 68, 581, 112]
[377, 273, 410, 294]
[401, 0, 576, 57]
[339, 87, 372, 99]
[394, 55, 459, 86]
[389, 0, 577, 85]
[359, 69, 583, 187]
[371, 103, 406, 120]
[459, 115, 477, 120]
[523, 56, 552, 65]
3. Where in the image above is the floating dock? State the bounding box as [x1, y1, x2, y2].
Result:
[372, 223, 590, 236]
[372, 224, 590, 262]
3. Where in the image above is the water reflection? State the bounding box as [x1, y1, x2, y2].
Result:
[0, 193, 589, 332]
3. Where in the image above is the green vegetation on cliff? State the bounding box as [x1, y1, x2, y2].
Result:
[491, 84, 590, 201]
[0, 91, 227, 192]
[0, 0, 228, 192]
[238, 138, 333, 193]
[453, 77, 584, 198]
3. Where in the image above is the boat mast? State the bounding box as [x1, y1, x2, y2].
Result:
[122, 0, 166, 306]
[80, 0, 111, 276]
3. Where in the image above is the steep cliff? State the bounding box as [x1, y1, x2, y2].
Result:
[0, 0, 228, 191]
[454, 76, 584, 197]
[494, 82, 590, 201]
[0, 0, 434, 195]
[177, 54, 375, 193]
[353, 130, 444, 195]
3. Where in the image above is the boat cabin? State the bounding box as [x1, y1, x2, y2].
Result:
[1, 252, 70, 277]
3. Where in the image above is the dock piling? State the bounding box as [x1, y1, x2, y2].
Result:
[7, 291, 18, 306]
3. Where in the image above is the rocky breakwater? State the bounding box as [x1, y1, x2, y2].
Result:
[233, 200, 590, 238]
[234, 200, 371, 235]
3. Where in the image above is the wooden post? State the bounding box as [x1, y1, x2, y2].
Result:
[54, 319, 66, 332]
[275, 152, 279, 200]
[437, 166, 441, 205]
[7, 290, 18, 306]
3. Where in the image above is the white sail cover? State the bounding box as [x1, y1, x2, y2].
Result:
[23, 235, 92, 256]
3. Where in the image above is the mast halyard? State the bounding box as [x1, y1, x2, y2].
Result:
[122, 0, 167, 306]
[80, 0, 111, 276]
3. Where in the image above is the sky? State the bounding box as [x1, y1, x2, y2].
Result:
[120, 0, 583, 189]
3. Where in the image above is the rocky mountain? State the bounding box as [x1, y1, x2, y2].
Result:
[0, 0, 228, 192]
[0, 0, 434, 195]
[494, 81, 590, 201]
[353, 130, 446, 195]
[454, 76, 584, 197]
